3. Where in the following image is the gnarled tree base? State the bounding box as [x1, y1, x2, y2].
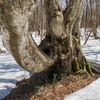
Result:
[39, 36, 100, 79]
[72, 56, 100, 77]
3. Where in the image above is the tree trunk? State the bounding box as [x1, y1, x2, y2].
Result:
[40, 0, 100, 76]
[0, 0, 100, 76]
[83, 5, 87, 39]
[90, 0, 98, 39]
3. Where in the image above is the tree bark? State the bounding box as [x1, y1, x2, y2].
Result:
[0, 0, 54, 73]
[90, 0, 98, 39]
[0, 0, 100, 75]
[40, 0, 100, 76]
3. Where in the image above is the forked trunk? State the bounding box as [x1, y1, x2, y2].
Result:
[0, 0, 100, 75]
[39, 0, 100, 76]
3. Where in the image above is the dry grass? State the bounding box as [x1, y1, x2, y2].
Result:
[3, 71, 100, 100]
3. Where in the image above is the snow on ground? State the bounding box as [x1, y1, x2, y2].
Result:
[0, 35, 6, 52]
[0, 35, 35, 99]
[64, 29, 100, 100]
[80, 28, 100, 64]
[0, 52, 34, 99]
[81, 38, 100, 64]
[64, 78, 100, 100]
[0, 29, 100, 99]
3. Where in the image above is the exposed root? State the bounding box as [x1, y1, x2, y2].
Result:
[90, 65, 100, 74]
[72, 56, 100, 77]
[39, 37, 100, 78]
[74, 69, 88, 75]
[85, 57, 100, 76]
[86, 63, 94, 77]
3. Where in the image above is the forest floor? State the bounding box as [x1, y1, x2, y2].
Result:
[3, 72, 100, 100]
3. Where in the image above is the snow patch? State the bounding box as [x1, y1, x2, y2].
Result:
[0, 30, 100, 99]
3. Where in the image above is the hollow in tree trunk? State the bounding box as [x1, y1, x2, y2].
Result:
[0, 0, 100, 76]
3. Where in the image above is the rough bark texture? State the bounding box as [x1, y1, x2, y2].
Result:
[0, 0, 100, 75]
[90, 0, 98, 39]
[0, 0, 54, 73]
[40, 0, 100, 76]
[40, 0, 83, 71]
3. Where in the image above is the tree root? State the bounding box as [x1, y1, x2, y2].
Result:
[72, 56, 100, 77]
[74, 69, 88, 75]
[85, 57, 100, 76]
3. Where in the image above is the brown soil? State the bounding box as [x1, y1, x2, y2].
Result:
[0, 47, 3, 53]
[3, 72, 100, 100]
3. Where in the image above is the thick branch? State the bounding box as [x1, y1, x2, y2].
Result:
[0, 0, 54, 73]
[64, 0, 82, 24]
[44, 0, 63, 38]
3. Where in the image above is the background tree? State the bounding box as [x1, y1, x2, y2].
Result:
[0, 0, 99, 78]
[81, 0, 100, 39]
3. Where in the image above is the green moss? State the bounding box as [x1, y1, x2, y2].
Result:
[61, 37, 69, 54]
[82, 56, 94, 77]
[52, 12, 63, 19]
[83, 58, 86, 68]
[79, 64, 82, 69]
[86, 64, 94, 77]
[72, 36, 80, 46]
[72, 58, 80, 72]
[71, 55, 100, 77]
[69, 65, 72, 73]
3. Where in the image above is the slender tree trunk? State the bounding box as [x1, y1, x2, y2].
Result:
[90, 0, 98, 39]
[83, 5, 87, 39]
